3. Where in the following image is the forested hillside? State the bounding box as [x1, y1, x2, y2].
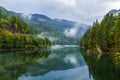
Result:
[0, 7, 51, 49]
[12, 10, 89, 45]
[80, 13, 120, 52]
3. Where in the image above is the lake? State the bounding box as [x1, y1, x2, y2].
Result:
[0, 45, 120, 80]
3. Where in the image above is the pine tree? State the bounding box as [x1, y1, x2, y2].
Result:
[115, 13, 120, 51]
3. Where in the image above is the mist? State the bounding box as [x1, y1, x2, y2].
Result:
[39, 32, 59, 41]
[64, 23, 80, 37]
[21, 13, 32, 20]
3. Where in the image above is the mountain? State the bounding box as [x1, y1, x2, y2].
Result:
[1, 6, 89, 45]
[18, 13, 89, 45]
[0, 6, 51, 49]
[109, 9, 120, 15]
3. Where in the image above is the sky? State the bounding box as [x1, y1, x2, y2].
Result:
[1, 0, 120, 25]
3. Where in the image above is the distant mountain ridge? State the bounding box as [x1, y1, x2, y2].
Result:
[109, 9, 120, 15]
[0, 6, 89, 45]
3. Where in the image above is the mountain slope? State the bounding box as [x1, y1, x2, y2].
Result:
[2, 6, 89, 45]
[0, 6, 51, 49]
[18, 13, 89, 44]
[109, 9, 120, 15]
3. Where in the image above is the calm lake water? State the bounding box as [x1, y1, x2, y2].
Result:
[0, 45, 120, 80]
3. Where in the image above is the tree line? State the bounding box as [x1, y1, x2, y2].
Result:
[80, 13, 120, 52]
[0, 7, 51, 49]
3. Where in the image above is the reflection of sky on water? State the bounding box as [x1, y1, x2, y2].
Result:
[18, 66, 93, 80]
[50, 45, 79, 50]
[64, 54, 80, 67]
[18, 46, 93, 80]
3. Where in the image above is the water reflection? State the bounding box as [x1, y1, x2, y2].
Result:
[19, 66, 91, 80]
[81, 49, 120, 80]
[18, 46, 92, 80]
[0, 49, 51, 80]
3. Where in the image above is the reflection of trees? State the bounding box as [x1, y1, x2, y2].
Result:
[80, 49, 120, 80]
[26, 48, 79, 76]
[0, 49, 51, 80]
[26, 47, 84, 76]
[113, 53, 120, 68]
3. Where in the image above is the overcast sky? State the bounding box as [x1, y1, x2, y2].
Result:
[1, 0, 120, 25]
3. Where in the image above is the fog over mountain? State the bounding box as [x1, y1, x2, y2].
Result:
[0, 6, 89, 45]
[16, 12, 89, 44]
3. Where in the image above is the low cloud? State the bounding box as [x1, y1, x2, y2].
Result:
[21, 13, 32, 20]
[64, 23, 80, 37]
[39, 32, 59, 41]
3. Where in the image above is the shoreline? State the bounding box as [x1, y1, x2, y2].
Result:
[0, 47, 50, 51]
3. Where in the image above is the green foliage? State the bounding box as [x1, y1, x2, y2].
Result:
[80, 13, 120, 52]
[0, 49, 51, 80]
[115, 13, 120, 51]
[81, 49, 120, 80]
[7, 15, 30, 33]
[0, 7, 51, 49]
[0, 30, 51, 49]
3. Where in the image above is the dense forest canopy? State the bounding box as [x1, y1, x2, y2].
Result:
[0, 7, 51, 49]
[80, 13, 120, 52]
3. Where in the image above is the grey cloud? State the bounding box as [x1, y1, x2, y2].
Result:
[1, 0, 120, 25]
